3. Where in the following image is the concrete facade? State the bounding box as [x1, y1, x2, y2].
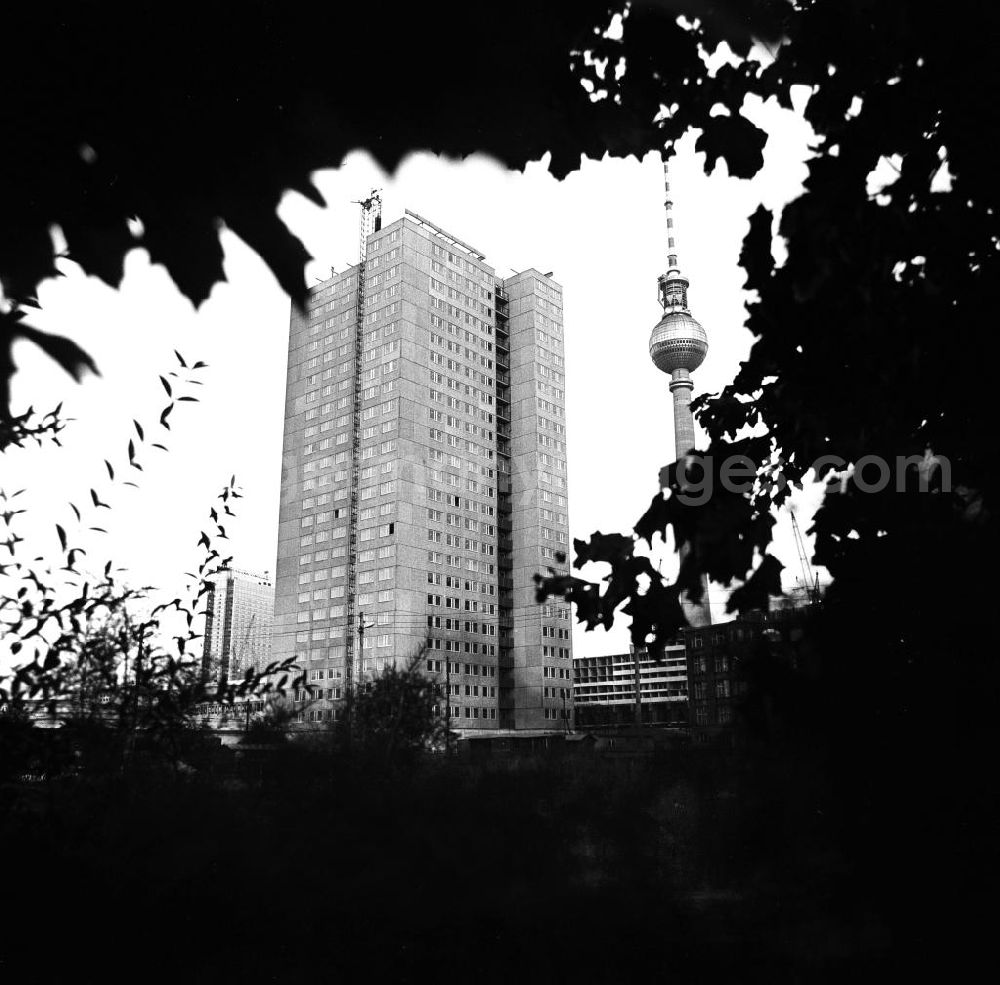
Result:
[504, 271, 572, 729]
[273, 213, 572, 731]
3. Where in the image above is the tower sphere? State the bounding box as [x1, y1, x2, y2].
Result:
[649, 310, 709, 375]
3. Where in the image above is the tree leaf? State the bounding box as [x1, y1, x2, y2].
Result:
[14, 324, 101, 383]
[694, 114, 768, 180]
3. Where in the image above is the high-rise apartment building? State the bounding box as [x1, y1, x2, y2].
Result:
[201, 566, 275, 681]
[273, 209, 572, 731]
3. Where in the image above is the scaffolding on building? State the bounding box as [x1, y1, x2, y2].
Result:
[343, 191, 382, 712]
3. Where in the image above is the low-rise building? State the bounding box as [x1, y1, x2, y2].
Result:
[685, 603, 815, 744]
[573, 644, 688, 727]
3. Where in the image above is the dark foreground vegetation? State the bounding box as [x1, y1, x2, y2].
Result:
[0, 700, 984, 984]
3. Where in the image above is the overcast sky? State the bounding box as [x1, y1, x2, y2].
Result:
[3, 86, 824, 660]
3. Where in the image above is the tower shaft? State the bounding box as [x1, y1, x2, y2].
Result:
[649, 157, 711, 629]
[669, 370, 696, 460]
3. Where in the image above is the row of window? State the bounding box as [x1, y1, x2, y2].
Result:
[427, 551, 496, 576]
[299, 516, 393, 547]
[536, 379, 564, 404]
[428, 387, 496, 424]
[428, 369, 494, 407]
[429, 276, 493, 319]
[536, 362, 565, 386]
[426, 617, 496, 635]
[690, 655, 731, 674]
[369, 229, 400, 253]
[430, 296, 493, 337]
[426, 509, 495, 535]
[297, 585, 393, 606]
[430, 314, 494, 352]
[537, 396, 564, 420]
[429, 350, 493, 385]
[427, 572, 497, 596]
[542, 708, 569, 721]
[301, 399, 396, 441]
[426, 596, 495, 613]
[426, 487, 495, 511]
[431, 242, 493, 286]
[459, 706, 497, 720]
[431, 259, 492, 299]
[537, 416, 566, 437]
[365, 264, 399, 289]
[427, 408, 494, 440]
[427, 530, 494, 554]
[542, 649, 571, 662]
[428, 428, 494, 459]
[692, 680, 733, 699]
[427, 638, 499, 655]
[425, 660, 498, 677]
[298, 499, 391, 524]
[694, 705, 733, 726]
[429, 331, 494, 371]
[535, 327, 564, 351]
[539, 469, 568, 491]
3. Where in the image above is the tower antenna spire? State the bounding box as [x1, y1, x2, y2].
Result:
[663, 157, 680, 274]
[657, 156, 691, 313]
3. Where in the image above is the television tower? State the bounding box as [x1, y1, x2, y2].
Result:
[648, 156, 712, 627]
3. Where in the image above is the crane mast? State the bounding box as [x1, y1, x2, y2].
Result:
[231, 613, 257, 680]
[343, 191, 382, 709]
[789, 510, 820, 604]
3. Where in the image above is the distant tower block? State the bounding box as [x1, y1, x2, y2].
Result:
[648, 156, 711, 627]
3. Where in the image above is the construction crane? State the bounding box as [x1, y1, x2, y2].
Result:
[228, 613, 256, 680]
[343, 190, 382, 714]
[789, 509, 821, 605]
[223, 614, 259, 729]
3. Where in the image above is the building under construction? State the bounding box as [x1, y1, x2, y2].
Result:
[573, 644, 689, 728]
[272, 204, 572, 731]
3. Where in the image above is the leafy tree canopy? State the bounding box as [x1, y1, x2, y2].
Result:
[4, 0, 998, 642]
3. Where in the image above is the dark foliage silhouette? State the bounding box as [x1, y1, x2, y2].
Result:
[3, 1, 999, 978]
